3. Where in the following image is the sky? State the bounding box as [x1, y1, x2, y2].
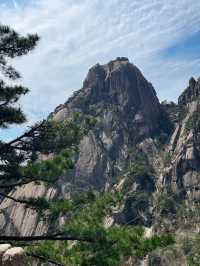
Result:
[1, 0, 200, 140]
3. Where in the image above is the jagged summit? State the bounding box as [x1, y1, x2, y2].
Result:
[89, 57, 129, 72]
[2, 56, 200, 256]
[54, 58, 163, 139]
[51, 58, 169, 192]
[178, 76, 200, 105]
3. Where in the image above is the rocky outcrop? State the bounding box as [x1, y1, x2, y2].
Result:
[0, 57, 168, 236]
[0, 245, 11, 264]
[53, 57, 168, 191]
[0, 182, 57, 236]
[0, 245, 27, 266]
[55, 57, 163, 134]
[178, 77, 200, 105]
[1, 57, 200, 241]
[162, 78, 200, 201]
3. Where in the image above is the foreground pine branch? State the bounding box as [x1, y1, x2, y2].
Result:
[27, 253, 65, 266]
[0, 235, 95, 243]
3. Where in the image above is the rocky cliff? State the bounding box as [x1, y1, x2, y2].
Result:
[53, 57, 168, 191]
[0, 57, 200, 246]
[162, 77, 200, 200]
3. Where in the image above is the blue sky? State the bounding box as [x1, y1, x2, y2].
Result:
[1, 0, 200, 140]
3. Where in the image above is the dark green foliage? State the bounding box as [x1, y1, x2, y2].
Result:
[0, 25, 39, 59]
[28, 240, 68, 265]
[185, 104, 200, 131]
[0, 24, 39, 127]
[0, 80, 29, 127]
[116, 147, 155, 226]
[28, 192, 174, 266]
[29, 190, 98, 221]
[0, 24, 40, 186]
[62, 192, 123, 236]
[176, 201, 200, 230]
[0, 113, 95, 188]
[155, 193, 200, 233]
[122, 192, 152, 226]
[154, 100, 187, 144]
[122, 154, 155, 193]
[126, 164, 155, 191]
[134, 234, 175, 258]
[150, 101, 174, 144]
[69, 228, 174, 266]
[25, 198, 51, 211]
[26, 113, 96, 155]
[0, 105, 26, 127]
[183, 237, 200, 266]
[21, 148, 76, 183]
[155, 192, 180, 217]
[0, 145, 24, 180]
[161, 101, 186, 124]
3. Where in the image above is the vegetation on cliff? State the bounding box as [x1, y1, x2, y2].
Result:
[1, 21, 200, 266]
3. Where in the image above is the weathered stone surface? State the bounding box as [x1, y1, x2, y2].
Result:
[178, 77, 200, 105]
[0, 182, 57, 236]
[53, 57, 166, 192]
[0, 245, 11, 266]
[0, 58, 171, 235]
[2, 247, 27, 266]
[161, 79, 200, 202]
[1, 57, 200, 241]
[75, 132, 107, 190]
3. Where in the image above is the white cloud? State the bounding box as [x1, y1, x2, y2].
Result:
[0, 0, 200, 131]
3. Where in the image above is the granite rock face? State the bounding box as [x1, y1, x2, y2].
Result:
[162, 77, 200, 201]
[56, 57, 162, 133]
[0, 182, 57, 236]
[178, 77, 200, 105]
[54, 57, 167, 191]
[1, 57, 200, 241]
[0, 58, 167, 236]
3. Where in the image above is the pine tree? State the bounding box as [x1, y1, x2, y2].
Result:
[0, 25, 39, 127]
[0, 24, 40, 187]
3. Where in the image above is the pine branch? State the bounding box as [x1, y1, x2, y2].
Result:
[0, 106, 26, 127]
[27, 253, 65, 266]
[0, 26, 39, 59]
[6, 121, 45, 147]
[0, 178, 40, 189]
[0, 192, 29, 205]
[0, 235, 95, 243]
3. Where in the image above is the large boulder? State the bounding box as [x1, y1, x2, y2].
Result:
[0, 245, 11, 266]
[0, 246, 27, 266]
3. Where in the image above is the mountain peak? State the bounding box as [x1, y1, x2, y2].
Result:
[106, 56, 130, 69]
[83, 57, 130, 87]
[52, 58, 168, 146]
[178, 76, 200, 105]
